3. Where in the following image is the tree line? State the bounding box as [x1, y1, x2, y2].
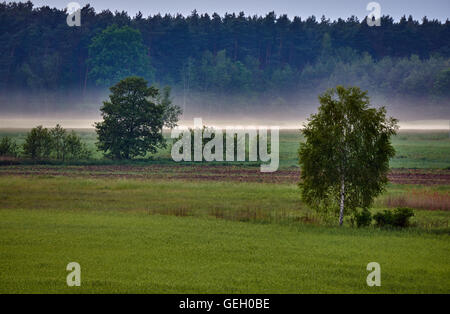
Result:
[0, 1, 449, 106]
[0, 125, 91, 160]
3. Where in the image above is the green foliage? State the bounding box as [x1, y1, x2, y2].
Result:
[50, 124, 67, 160]
[433, 69, 450, 96]
[298, 86, 398, 225]
[23, 125, 91, 161]
[88, 25, 154, 87]
[177, 126, 270, 162]
[351, 208, 372, 228]
[23, 126, 53, 160]
[159, 86, 182, 129]
[64, 131, 92, 160]
[300, 53, 450, 98]
[373, 210, 394, 227]
[187, 50, 255, 94]
[95, 77, 181, 159]
[374, 208, 415, 228]
[2, 3, 450, 104]
[0, 136, 19, 157]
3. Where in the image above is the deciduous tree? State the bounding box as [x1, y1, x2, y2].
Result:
[298, 86, 398, 225]
[95, 76, 181, 159]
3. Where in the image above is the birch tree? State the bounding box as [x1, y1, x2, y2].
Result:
[298, 86, 398, 226]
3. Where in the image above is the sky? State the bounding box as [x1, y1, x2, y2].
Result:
[31, 0, 449, 21]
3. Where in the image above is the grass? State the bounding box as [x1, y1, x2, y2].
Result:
[389, 131, 450, 169]
[0, 176, 449, 293]
[0, 176, 448, 228]
[0, 209, 448, 293]
[375, 184, 450, 211]
[0, 176, 308, 221]
[0, 128, 448, 293]
[382, 189, 449, 211]
[1, 129, 449, 169]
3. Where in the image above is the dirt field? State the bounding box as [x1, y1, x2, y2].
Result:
[1, 164, 449, 185]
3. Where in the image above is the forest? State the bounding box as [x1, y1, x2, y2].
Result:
[0, 1, 449, 113]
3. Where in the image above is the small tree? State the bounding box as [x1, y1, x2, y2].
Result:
[95, 76, 181, 159]
[50, 124, 67, 161]
[64, 131, 91, 160]
[0, 136, 19, 157]
[298, 86, 398, 226]
[23, 126, 53, 160]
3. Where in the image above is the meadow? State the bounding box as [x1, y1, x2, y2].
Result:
[0, 129, 449, 293]
[1, 129, 449, 169]
[1, 209, 449, 294]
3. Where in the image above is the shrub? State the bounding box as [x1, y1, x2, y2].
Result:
[23, 126, 53, 160]
[64, 131, 92, 160]
[351, 208, 372, 227]
[23, 125, 92, 161]
[50, 124, 67, 160]
[373, 210, 393, 227]
[0, 136, 19, 157]
[392, 207, 415, 228]
[177, 125, 271, 162]
[374, 207, 414, 228]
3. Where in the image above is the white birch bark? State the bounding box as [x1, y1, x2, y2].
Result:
[339, 177, 345, 226]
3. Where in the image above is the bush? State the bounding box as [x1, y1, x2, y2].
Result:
[177, 125, 271, 162]
[392, 207, 415, 228]
[50, 124, 67, 160]
[374, 207, 414, 228]
[351, 208, 372, 227]
[23, 126, 53, 160]
[373, 210, 393, 227]
[23, 125, 92, 161]
[0, 136, 19, 157]
[64, 131, 92, 160]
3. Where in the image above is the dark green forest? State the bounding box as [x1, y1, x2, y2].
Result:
[0, 1, 449, 113]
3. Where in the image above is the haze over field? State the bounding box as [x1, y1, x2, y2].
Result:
[0, 91, 448, 129]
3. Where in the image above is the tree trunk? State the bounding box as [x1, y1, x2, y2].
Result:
[339, 178, 345, 226]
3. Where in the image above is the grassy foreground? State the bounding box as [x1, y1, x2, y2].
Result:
[0, 176, 449, 293]
[0, 209, 449, 293]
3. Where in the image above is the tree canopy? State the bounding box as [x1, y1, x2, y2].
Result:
[88, 24, 153, 87]
[0, 2, 449, 108]
[298, 86, 398, 225]
[95, 76, 181, 159]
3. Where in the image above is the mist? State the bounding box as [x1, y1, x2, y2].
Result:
[0, 88, 449, 130]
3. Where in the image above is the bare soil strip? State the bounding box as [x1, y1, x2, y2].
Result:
[0, 164, 449, 185]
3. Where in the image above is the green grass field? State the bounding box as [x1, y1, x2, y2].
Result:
[0, 176, 449, 293]
[0, 129, 449, 293]
[1, 129, 449, 169]
[1, 209, 449, 294]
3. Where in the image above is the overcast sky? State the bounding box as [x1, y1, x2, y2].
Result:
[31, 0, 449, 21]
